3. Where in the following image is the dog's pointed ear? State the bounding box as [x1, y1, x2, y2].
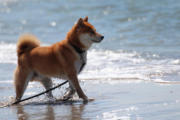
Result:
[77, 18, 84, 26]
[84, 16, 88, 22]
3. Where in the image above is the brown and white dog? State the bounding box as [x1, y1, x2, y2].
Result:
[14, 16, 104, 102]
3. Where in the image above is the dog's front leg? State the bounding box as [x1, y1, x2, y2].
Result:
[67, 73, 88, 102]
[63, 83, 75, 100]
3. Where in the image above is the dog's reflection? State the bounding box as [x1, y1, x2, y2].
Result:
[16, 103, 85, 120]
[16, 105, 29, 120]
[44, 105, 55, 120]
[70, 104, 85, 120]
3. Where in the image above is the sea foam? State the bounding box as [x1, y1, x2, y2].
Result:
[0, 43, 180, 83]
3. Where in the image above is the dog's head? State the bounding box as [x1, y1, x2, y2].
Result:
[75, 16, 104, 49]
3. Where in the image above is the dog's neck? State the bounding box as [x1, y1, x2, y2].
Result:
[69, 42, 86, 54]
[69, 41, 86, 74]
[66, 29, 87, 54]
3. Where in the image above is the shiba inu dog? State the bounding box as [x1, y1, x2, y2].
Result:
[14, 16, 104, 102]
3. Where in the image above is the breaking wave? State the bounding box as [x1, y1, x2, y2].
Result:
[0, 43, 180, 83]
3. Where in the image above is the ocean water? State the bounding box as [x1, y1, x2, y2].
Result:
[0, 0, 180, 83]
[0, 0, 180, 120]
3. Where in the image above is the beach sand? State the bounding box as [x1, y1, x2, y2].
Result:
[0, 80, 180, 120]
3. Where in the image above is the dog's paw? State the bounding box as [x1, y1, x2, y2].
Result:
[47, 96, 57, 103]
[80, 95, 88, 103]
[62, 89, 75, 101]
[88, 98, 95, 102]
[62, 94, 73, 101]
[81, 96, 95, 103]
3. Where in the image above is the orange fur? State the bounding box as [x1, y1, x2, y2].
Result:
[14, 16, 104, 102]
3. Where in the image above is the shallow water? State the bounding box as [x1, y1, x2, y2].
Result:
[0, 0, 180, 119]
[1, 81, 180, 120]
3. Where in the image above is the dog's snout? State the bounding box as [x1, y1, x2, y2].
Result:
[101, 36, 104, 40]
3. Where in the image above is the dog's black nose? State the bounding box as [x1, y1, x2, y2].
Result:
[101, 36, 104, 40]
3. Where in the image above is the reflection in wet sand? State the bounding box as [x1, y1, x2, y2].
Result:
[16, 105, 55, 120]
[70, 104, 85, 120]
[45, 106, 55, 120]
[16, 105, 29, 120]
[15, 103, 86, 120]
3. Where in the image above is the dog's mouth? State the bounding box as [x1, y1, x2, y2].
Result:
[91, 39, 102, 43]
[92, 36, 104, 43]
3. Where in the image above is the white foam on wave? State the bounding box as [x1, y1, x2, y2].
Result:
[80, 49, 180, 83]
[0, 80, 13, 83]
[0, 43, 180, 83]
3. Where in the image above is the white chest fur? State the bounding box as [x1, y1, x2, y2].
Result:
[74, 51, 87, 74]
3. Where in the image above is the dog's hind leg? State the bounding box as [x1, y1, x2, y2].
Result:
[39, 77, 53, 98]
[14, 67, 33, 101]
[31, 74, 53, 98]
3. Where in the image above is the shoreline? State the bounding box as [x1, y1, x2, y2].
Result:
[0, 80, 180, 120]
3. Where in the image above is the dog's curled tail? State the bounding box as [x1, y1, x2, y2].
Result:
[17, 34, 40, 57]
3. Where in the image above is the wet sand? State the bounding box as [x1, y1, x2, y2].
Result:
[0, 80, 180, 120]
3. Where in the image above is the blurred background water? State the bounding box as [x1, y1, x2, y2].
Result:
[0, 0, 180, 119]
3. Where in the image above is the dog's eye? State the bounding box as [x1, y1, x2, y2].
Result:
[90, 30, 95, 34]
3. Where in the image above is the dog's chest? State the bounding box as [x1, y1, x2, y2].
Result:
[74, 52, 87, 74]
